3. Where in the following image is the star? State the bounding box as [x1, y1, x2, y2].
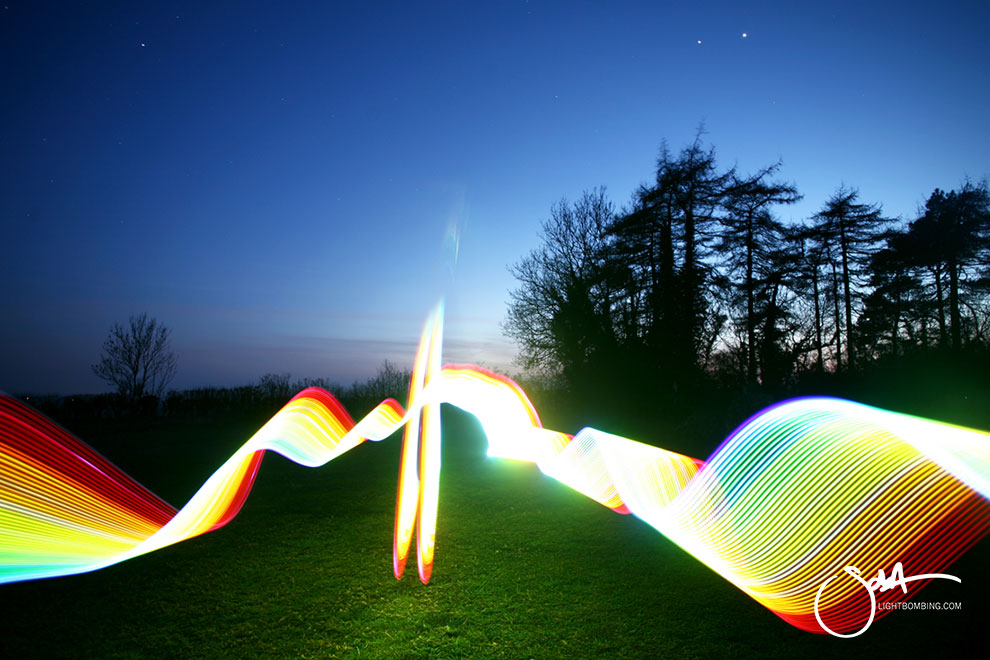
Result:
[742, 33, 748, 38]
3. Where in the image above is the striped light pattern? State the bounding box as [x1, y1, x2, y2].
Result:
[2, 307, 989, 635]
[0, 386, 404, 583]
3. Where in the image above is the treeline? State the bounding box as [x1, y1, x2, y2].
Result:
[504, 134, 990, 449]
[21, 360, 412, 425]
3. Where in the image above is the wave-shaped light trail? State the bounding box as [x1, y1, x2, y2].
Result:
[2, 305, 989, 635]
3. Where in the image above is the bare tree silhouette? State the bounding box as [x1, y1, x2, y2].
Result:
[92, 313, 177, 406]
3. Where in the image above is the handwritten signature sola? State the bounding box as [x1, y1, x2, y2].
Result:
[814, 562, 961, 638]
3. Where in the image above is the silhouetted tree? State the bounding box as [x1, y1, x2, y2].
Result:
[609, 133, 732, 387]
[719, 163, 801, 383]
[856, 229, 923, 357]
[793, 222, 832, 372]
[504, 188, 616, 380]
[92, 313, 177, 407]
[259, 372, 292, 403]
[907, 182, 990, 351]
[362, 359, 413, 403]
[656, 136, 732, 376]
[755, 246, 803, 388]
[608, 182, 679, 377]
[808, 187, 888, 369]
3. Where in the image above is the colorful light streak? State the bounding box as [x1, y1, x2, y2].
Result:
[1, 305, 989, 635]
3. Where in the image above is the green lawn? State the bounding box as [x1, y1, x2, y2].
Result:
[0, 407, 986, 658]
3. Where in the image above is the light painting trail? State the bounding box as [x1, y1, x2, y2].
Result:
[1, 305, 989, 635]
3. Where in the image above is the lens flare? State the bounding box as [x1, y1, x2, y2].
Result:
[1, 306, 988, 635]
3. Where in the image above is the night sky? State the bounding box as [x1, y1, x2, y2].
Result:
[2, 1, 988, 395]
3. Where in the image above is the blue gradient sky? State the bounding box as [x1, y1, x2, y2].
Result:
[2, 1, 988, 394]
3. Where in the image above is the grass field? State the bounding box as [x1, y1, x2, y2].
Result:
[1, 406, 987, 658]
